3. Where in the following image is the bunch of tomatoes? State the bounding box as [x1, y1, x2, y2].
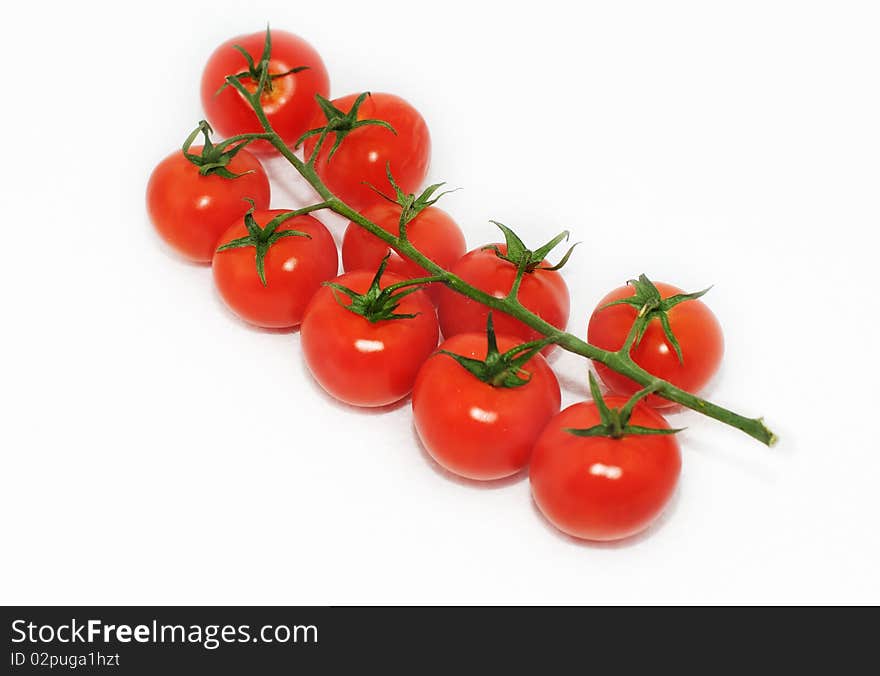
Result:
[147, 27, 725, 543]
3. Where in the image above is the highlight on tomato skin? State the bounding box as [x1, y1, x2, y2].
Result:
[529, 397, 682, 542]
[342, 202, 466, 304]
[212, 210, 338, 329]
[300, 270, 440, 408]
[412, 333, 561, 481]
[303, 92, 431, 211]
[200, 29, 330, 155]
[436, 244, 570, 354]
[588, 281, 724, 408]
[146, 146, 270, 263]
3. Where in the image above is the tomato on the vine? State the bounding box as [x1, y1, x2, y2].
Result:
[212, 208, 338, 329]
[342, 201, 465, 304]
[301, 267, 439, 407]
[413, 327, 560, 481]
[530, 394, 681, 541]
[146, 124, 270, 263]
[437, 230, 571, 352]
[588, 277, 724, 408]
[200, 28, 329, 154]
[302, 92, 431, 210]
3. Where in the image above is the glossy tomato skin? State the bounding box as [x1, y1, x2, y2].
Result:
[588, 282, 724, 408]
[146, 147, 270, 263]
[303, 93, 431, 210]
[300, 271, 439, 407]
[413, 333, 561, 481]
[200, 30, 329, 154]
[212, 210, 338, 329]
[436, 244, 570, 352]
[530, 398, 681, 541]
[342, 203, 465, 304]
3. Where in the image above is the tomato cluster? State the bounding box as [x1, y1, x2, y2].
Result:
[146, 27, 726, 543]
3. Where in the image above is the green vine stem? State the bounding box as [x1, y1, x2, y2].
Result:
[221, 74, 776, 447]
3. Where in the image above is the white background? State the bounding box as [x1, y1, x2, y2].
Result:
[1, 0, 878, 605]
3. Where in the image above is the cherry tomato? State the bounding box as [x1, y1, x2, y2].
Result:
[413, 333, 561, 481]
[301, 271, 439, 407]
[437, 244, 570, 351]
[530, 398, 681, 541]
[146, 146, 270, 263]
[588, 281, 724, 407]
[303, 93, 431, 210]
[200, 29, 329, 154]
[342, 203, 465, 303]
[212, 210, 338, 329]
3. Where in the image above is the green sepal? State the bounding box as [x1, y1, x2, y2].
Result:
[181, 120, 257, 179]
[565, 424, 682, 438]
[601, 274, 711, 363]
[565, 373, 684, 439]
[294, 92, 397, 161]
[214, 200, 311, 286]
[619, 425, 683, 436]
[438, 313, 555, 388]
[324, 253, 428, 323]
[215, 25, 310, 97]
[364, 163, 459, 235]
[483, 221, 579, 273]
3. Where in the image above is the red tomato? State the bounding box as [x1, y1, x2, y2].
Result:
[146, 146, 270, 263]
[342, 203, 465, 303]
[437, 244, 570, 351]
[300, 270, 439, 407]
[588, 282, 724, 407]
[303, 93, 431, 210]
[200, 29, 329, 154]
[212, 210, 338, 328]
[413, 333, 561, 481]
[530, 398, 681, 541]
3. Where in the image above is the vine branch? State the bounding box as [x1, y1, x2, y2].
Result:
[220, 74, 776, 446]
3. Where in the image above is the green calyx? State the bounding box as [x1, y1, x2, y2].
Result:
[439, 313, 555, 388]
[182, 120, 256, 179]
[325, 253, 440, 323]
[216, 25, 309, 97]
[566, 373, 684, 439]
[215, 200, 311, 286]
[294, 92, 397, 161]
[602, 274, 711, 363]
[367, 163, 459, 235]
[484, 221, 578, 274]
